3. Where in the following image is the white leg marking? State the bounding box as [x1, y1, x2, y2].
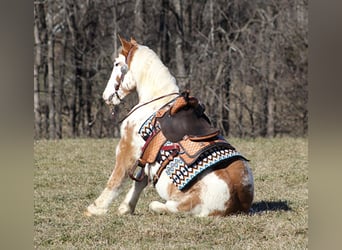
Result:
[149, 201, 167, 214]
[85, 187, 119, 216]
[154, 170, 172, 200]
[118, 176, 148, 215]
[149, 200, 179, 214]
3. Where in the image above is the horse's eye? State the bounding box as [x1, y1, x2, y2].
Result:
[115, 62, 119, 67]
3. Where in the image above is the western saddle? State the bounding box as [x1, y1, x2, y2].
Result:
[129, 91, 237, 186]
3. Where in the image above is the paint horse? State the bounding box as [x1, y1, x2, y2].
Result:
[85, 37, 254, 217]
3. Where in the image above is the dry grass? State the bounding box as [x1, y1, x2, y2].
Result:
[34, 137, 308, 249]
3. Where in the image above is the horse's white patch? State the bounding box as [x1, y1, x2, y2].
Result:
[103, 54, 126, 104]
[118, 175, 148, 215]
[149, 200, 179, 214]
[199, 172, 230, 215]
[154, 170, 171, 200]
[86, 187, 118, 216]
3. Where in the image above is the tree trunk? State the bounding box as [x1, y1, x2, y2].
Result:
[85, 62, 92, 137]
[79, 74, 85, 136]
[159, 0, 170, 63]
[266, 85, 275, 137]
[36, 1, 49, 139]
[56, 29, 68, 139]
[134, 0, 144, 38]
[171, 0, 187, 89]
[209, 0, 215, 47]
[266, 6, 275, 137]
[113, 0, 118, 58]
[66, 0, 82, 137]
[46, 5, 56, 139]
[222, 80, 230, 135]
[34, 13, 41, 139]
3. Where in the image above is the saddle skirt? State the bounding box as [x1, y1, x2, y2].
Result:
[136, 91, 247, 190]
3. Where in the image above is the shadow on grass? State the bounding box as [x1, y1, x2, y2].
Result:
[250, 200, 291, 214]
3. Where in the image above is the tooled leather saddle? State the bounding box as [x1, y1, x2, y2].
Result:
[129, 91, 246, 189]
[156, 91, 219, 142]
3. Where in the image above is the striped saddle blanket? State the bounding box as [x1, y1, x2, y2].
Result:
[138, 113, 247, 190]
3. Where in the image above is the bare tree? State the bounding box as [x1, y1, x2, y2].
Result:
[46, 2, 56, 139]
[170, 0, 187, 89]
[33, 0, 308, 139]
[134, 0, 144, 38]
[34, 5, 41, 139]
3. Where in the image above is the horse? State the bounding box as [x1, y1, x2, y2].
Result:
[85, 37, 254, 217]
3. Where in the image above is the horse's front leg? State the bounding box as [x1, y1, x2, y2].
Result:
[85, 123, 142, 216]
[118, 174, 148, 214]
[85, 160, 127, 216]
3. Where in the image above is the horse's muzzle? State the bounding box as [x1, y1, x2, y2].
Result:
[106, 93, 115, 104]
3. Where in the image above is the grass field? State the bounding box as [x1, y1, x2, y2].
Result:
[34, 137, 308, 249]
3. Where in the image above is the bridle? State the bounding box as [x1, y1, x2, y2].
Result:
[107, 63, 128, 103]
[107, 46, 180, 123]
[108, 43, 137, 103]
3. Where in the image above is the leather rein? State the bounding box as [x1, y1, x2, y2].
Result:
[118, 92, 180, 123]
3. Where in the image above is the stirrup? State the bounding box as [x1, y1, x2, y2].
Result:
[128, 160, 146, 182]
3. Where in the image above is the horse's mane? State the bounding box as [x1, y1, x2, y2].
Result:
[130, 45, 179, 100]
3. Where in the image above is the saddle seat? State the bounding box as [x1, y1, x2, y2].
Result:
[155, 91, 219, 142]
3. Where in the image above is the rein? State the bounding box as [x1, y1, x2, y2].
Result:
[118, 92, 180, 123]
[108, 64, 128, 103]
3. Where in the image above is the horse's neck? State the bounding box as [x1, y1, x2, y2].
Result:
[137, 84, 178, 103]
[127, 85, 178, 129]
[135, 88, 179, 115]
[134, 50, 179, 110]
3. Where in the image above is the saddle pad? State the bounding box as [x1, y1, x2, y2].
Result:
[159, 142, 245, 190]
[139, 113, 157, 140]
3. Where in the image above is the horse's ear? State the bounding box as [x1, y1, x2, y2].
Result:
[118, 34, 129, 46]
[118, 35, 131, 57]
[130, 37, 138, 46]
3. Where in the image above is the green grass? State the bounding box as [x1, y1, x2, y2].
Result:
[34, 137, 308, 249]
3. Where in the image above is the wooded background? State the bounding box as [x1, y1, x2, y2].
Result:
[34, 0, 308, 139]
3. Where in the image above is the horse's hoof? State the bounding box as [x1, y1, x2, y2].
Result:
[85, 203, 108, 216]
[84, 210, 93, 217]
[149, 201, 166, 214]
[118, 203, 132, 215]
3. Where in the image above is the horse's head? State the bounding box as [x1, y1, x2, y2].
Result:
[103, 36, 179, 106]
[102, 37, 138, 105]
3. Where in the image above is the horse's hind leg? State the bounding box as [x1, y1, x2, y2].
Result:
[149, 195, 202, 215]
[221, 160, 254, 215]
[149, 180, 202, 215]
[149, 200, 180, 214]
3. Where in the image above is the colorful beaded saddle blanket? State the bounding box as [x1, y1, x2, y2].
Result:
[130, 91, 247, 190]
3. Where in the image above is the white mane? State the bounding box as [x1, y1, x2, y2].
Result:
[130, 45, 179, 103]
